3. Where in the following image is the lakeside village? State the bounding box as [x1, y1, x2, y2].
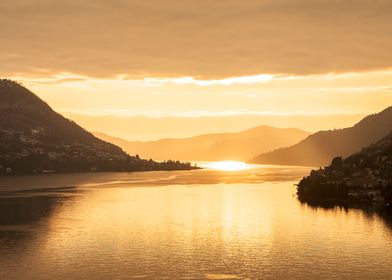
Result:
[0, 128, 193, 174]
[297, 134, 392, 205]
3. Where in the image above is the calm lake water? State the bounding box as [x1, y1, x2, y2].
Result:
[0, 165, 392, 280]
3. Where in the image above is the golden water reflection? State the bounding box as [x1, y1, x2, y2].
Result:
[201, 161, 252, 171]
[0, 167, 391, 279]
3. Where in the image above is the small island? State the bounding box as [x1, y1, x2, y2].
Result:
[297, 132, 392, 206]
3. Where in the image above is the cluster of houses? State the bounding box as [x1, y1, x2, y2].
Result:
[0, 128, 127, 174]
[298, 135, 392, 204]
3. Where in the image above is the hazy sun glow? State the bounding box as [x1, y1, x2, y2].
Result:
[203, 161, 251, 171]
[14, 69, 392, 141]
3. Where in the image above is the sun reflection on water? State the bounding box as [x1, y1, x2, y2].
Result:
[202, 161, 252, 171]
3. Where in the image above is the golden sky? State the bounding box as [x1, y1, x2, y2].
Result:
[2, 0, 392, 140]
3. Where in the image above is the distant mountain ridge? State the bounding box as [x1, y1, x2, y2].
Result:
[0, 79, 193, 174]
[94, 126, 310, 161]
[250, 106, 392, 167]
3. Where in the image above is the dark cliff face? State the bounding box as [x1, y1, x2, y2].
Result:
[0, 80, 192, 174]
[251, 106, 392, 167]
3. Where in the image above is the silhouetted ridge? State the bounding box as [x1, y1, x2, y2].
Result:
[94, 126, 310, 161]
[0, 79, 194, 174]
[250, 106, 392, 166]
[353, 106, 392, 131]
[0, 79, 124, 152]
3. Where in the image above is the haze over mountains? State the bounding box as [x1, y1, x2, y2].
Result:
[94, 126, 310, 161]
[2, 78, 391, 175]
[0, 80, 193, 174]
[69, 113, 364, 142]
[251, 106, 392, 167]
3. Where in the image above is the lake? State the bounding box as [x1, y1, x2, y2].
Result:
[0, 164, 391, 279]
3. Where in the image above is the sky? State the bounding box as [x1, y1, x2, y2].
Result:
[1, 0, 392, 140]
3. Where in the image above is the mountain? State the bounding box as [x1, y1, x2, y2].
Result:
[250, 106, 392, 167]
[297, 131, 392, 205]
[69, 113, 363, 141]
[94, 126, 310, 161]
[0, 79, 193, 174]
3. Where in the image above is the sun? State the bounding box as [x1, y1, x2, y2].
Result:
[203, 161, 251, 171]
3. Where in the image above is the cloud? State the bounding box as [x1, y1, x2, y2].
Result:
[1, 0, 392, 78]
[144, 74, 275, 86]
